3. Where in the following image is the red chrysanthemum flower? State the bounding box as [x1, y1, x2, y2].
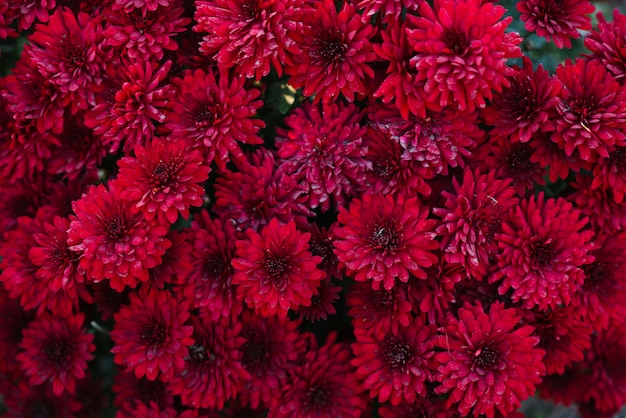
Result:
[356, 0, 420, 17]
[67, 182, 172, 291]
[482, 57, 561, 143]
[232, 218, 324, 318]
[238, 310, 307, 410]
[194, 0, 302, 80]
[434, 168, 519, 280]
[552, 58, 626, 162]
[307, 223, 341, 280]
[17, 312, 94, 396]
[5, 0, 56, 32]
[112, 369, 174, 410]
[104, 0, 190, 62]
[27, 8, 107, 112]
[352, 315, 436, 405]
[434, 302, 545, 418]
[276, 101, 370, 212]
[273, 333, 366, 418]
[529, 130, 589, 182]
[492, 193, 595, 310]
[116, 137, 209, 225]
[334, 192, 439, 290]
[591, 145, 626, 204]
[406, 0, 522, 112]
[166, 68, 264, 169]
[149, 229, 193, 288]
[110, 287, 194, 381]
[407, 260, 463, 324]
[585, 9, 626, 80]
[571, 174, 626, 233]
[84, 59, 172, 154]
[284, 0, 376, 104]
[297, 279, 341, 322]
[167, 315, 250, 409]
[517, 0, 594, 49]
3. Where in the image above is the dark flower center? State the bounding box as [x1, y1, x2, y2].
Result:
[61, 38, 87, 69]
[304, 385, 330, 410]
[509, 79, 539, 119]
[194, 103, 215, 128]
[609, 148, 626, 171]
[44, 339, 73, 367]
[242, 337, 269, 370]
[571, 95, 597, 123]
[374, 157, 398, 180]
[370, 288, 395, 312]
[370, 222, 401, 254]
[313, 29, 347, 64]
[152, 162, 172, 187]
[203, 255, 227, 280]
[531, 238, 556, 267]
[473, 346, 499, 369]
[442, 27, 469, 55]
[105, 216, 127, 241]
[584, 261, 612, 295]
[131, 10, 156, 31]
[241, 0, 260, 19]
[188, 343, 212, 363]
[264, 255, 291, 290]
[506, 144, 532, 171]
[382, 337, 414, 371]
[140, 319, 168, 348]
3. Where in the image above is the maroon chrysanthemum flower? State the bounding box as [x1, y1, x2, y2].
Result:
[194, 0, 302, 80]
[552, 58, 626, 162]
[17, 312, 94, 396]
[166, 68, 264, 169]
[591, 145, 626, 204]
[232, 218, 324, 318]
[529, 130, 589, 182]
[352, 315, 436, 405]
[149, 229, 194, 288]
[585, 9, 626, 80]
[307, 223, 341, 280]
[297, 279, 341, 322]
[492, 193, 595, 310]
[110, 286, 194, 381]
[435, 302, 545, 418]
[3, 379, 82, 418]
[116, 137, 209, 225]
[335, 193, 438, 291]
[68, 182, 172, 291]
[273, 333, 366, 418]
[112, 369, 174, 410]
[434, 168, 519, 280]
[571, 174, 626, 233]
[167, 315, 250, 409]
[482, 57, 560, 143]
[407, 260, 463, 324]
[276, 101, 370, 212]
[517, 0, 594, 49]
[284, 0, 376, 104]
[104, 0, 190, 62]
[406, 0, 522, 112]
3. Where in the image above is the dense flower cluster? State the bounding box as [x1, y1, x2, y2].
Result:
[1, 0, 625, 417]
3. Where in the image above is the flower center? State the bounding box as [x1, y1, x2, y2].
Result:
[313, 29, 347, 64]
[188, 343, 211, 363]
[61, 38, 86, 69]
[531, 238, 556, 267]
[140, 319, 168, 348]
[374, 157, 397, 180]
[105, 217, 127, 241]
[442, 27, 469, 55]
[382, 337, 414, 371]
[571, 95, 597, 122]
[152, 162, 172, 187]
[44, 339, 73, 367]
[473, 346, 499, 369]
[131, 10, 156, 31]
[510, 79, 539, 119]
[194, 103, 215, 128]
[506, 144, 532, 171]
[370, 223, 400, 253]
[264, 255, 291, 290]
[304, 385, 330, 410]
[242, 337, 269, 371]
[241, 0, 260, 19]
[203, 255, 227, 280]
[370, 288, 395, 312]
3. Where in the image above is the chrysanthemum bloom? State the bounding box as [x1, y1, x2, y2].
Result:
[335, 193, 438, 291]
[84, 59, 172, 154]
[2, 379, 82, 418]
[585, 10, 626, 80]
[307, 223, 341, 280]
[591, 146, 626, 204]
[406, 0, 522, 112]
[110, 287, 194, 381]
[238, 310, 307, 409]
[166, 68, 264, 169]
[407, 260, 462, 324]
[571, 174, 626, 233]
[194, 0, 302, 80]
[434, 168, 518, 280]
[104, 0, 190, 62]
[570, 232, 626, 331]
[346, 281, 413, 339]
[529, 130, 589, 182]
[149, 229, 193, 288]
[113, 369, 174, 410]
[552, 59, 626, 162]
[482, 58, 561, 143]
[111, 0, 169, 14]
[214, 149, 312, 231]
[17, 312, 94, 396]
[27, 8, 107, 112]
[297, 279, 341, 322]
[352, 315, 436, 405]
[517, 0, 594, 49]
[275, 101, 370, 212]
[434, 302, 545, 418]
[530, 307, 592, 375]
[284, 0, 376, 104]
[232, 218, 324, 318]
[356, 0, 420, 17]
[67, 182, 172, 291]
[176, 211, 241, 320]
[116, 137, 209, 225]
[167, 315, 250, 409]
[492, 193, 595, 310]
[274, 333, 366, 418]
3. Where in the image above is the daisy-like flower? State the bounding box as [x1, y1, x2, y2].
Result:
[116, 137, 209, 225]
[334, 192, 439, 291]
[275, 101, 370, 212]
[103, 0, 190, 62]
[352, 316, 436, 405]
[284, 0, 376, 104]
[406, 0, 522, 113]
[297, 279, 341, 322]
[517, 0, 594, 49]
[17, 312, 95, 396]
[552, 58, 626, 162]
[492, 193, 595, 310]
[110, 287, 194, 381]
[27, 8, 107, 112]
[232, 218, 325, 318]
[166, 68, 264, 169]
[67, 182, 172, 291]
[194, 0, 302, 80]
[167, 315, 250, 409]
[434, 302, 545, 418]
[482, 57, 561, 143]
[274, 333, 366, 418]
[585, 9, 626, 80]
